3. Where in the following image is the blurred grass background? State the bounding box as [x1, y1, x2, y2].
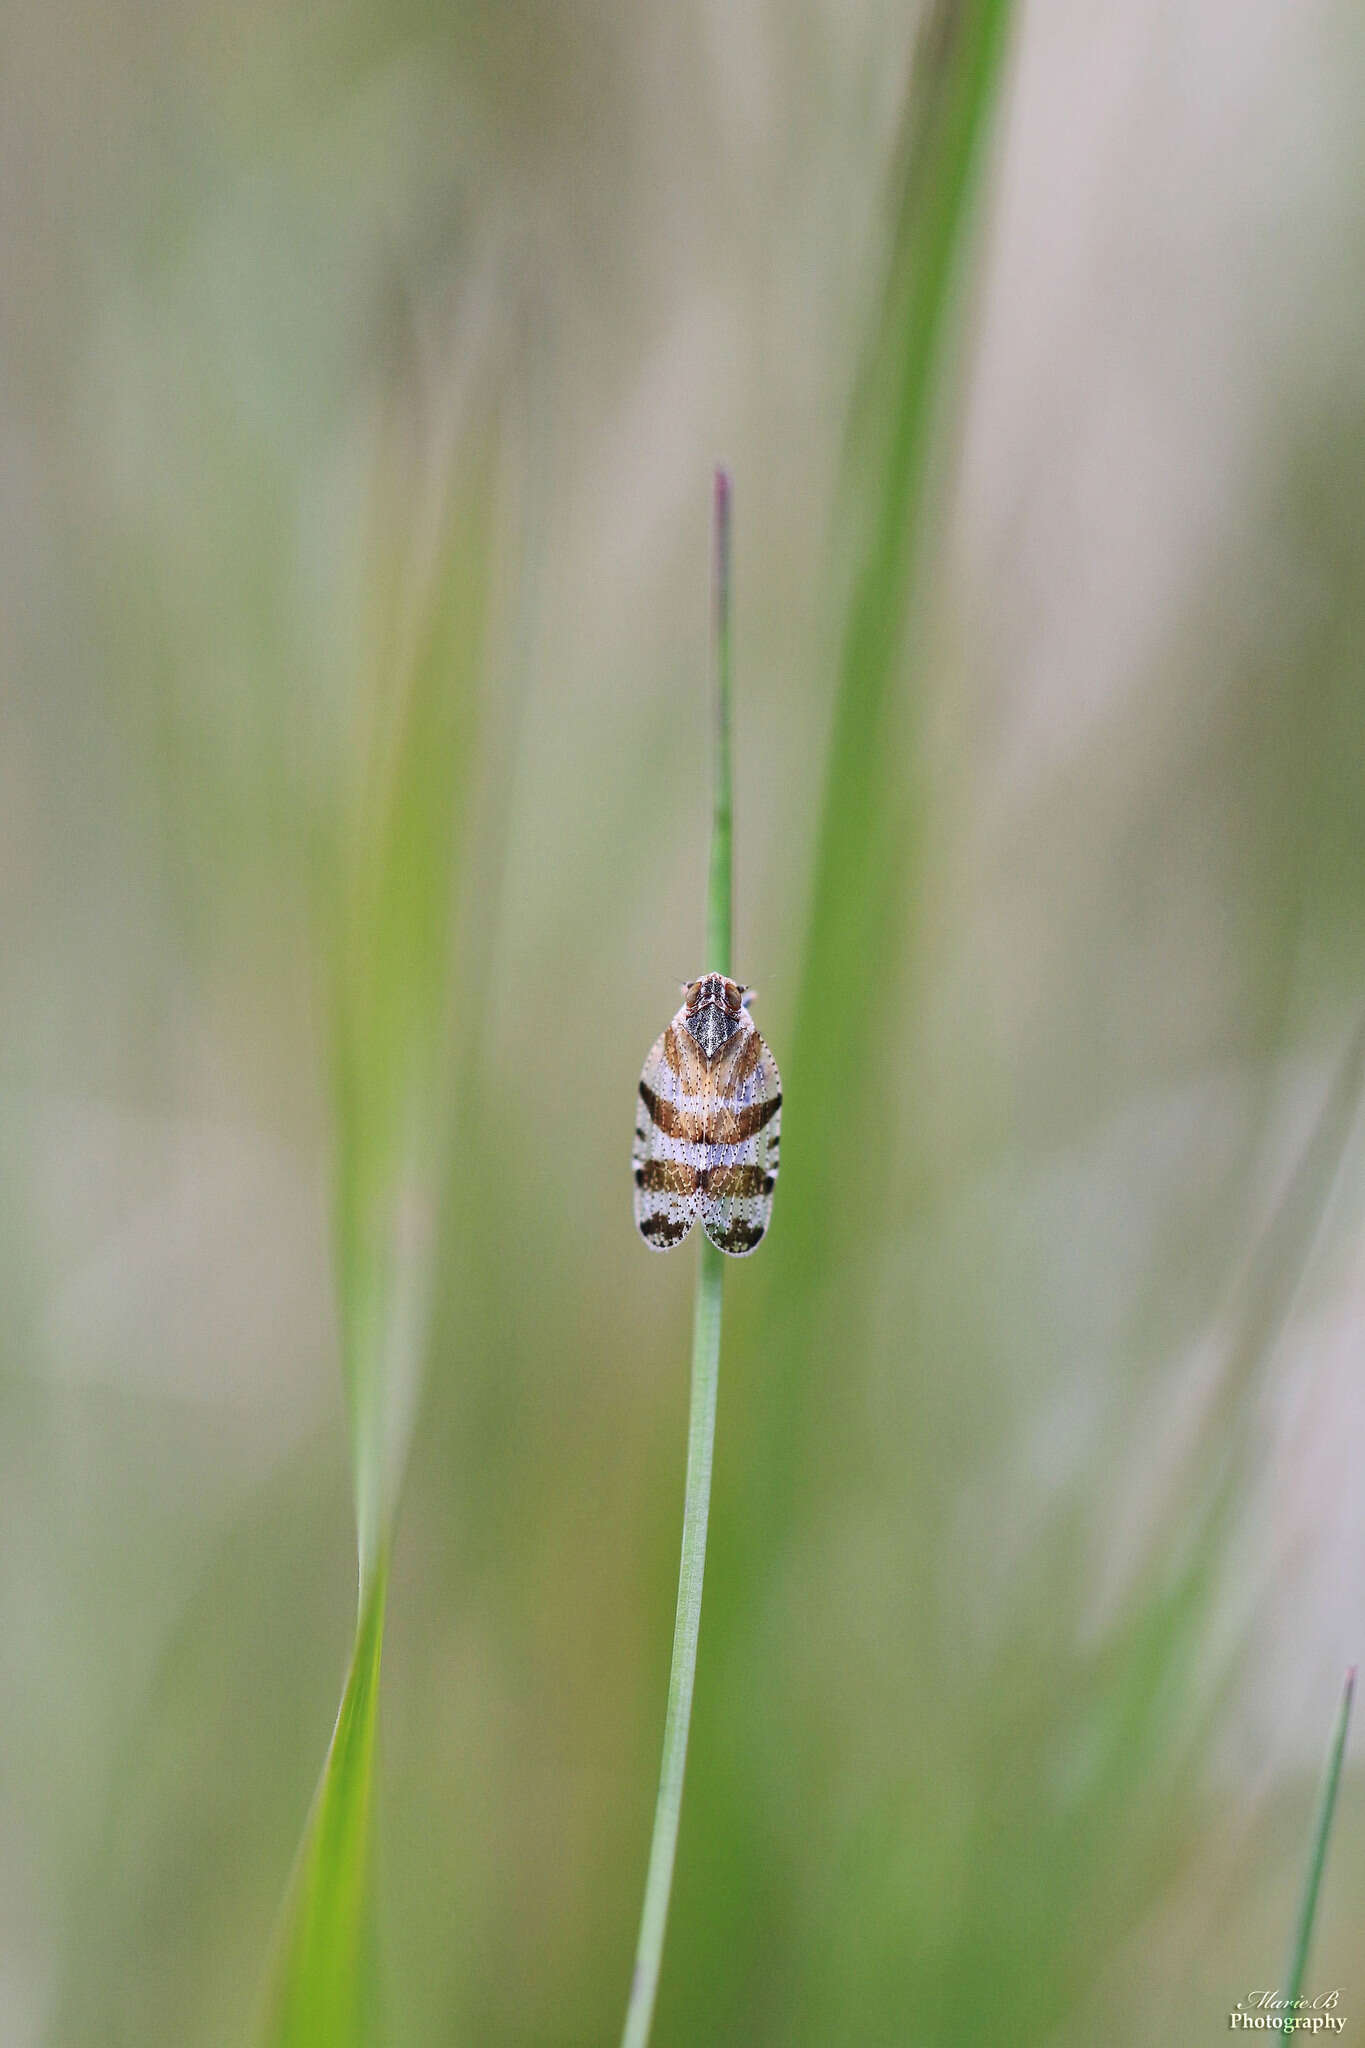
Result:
[4, 2, 1365, 2043]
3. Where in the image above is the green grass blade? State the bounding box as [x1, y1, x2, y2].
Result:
[255, 405, 497, 2045]
[707, 466, 733, 978]
[621, 1244, 724, 2048]
[1283, 1667, 1356, 2016]
[787, 0, 1013, 1187]
[333, 438, 493, 1591]
[759, 0, 1016, 1419]
[254, 1567, 389, 2048]
[620, 468, 734, 2048]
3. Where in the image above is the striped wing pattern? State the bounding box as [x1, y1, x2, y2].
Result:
[699, 1029, 781, 1256]
[633, 1021, 708, 1250]
[633, 1003, 782, 1257]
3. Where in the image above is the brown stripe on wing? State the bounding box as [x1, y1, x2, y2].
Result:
[710, 1091, 782, 1144]
[639, 1078, 707, 1143]
[727, 1029, 765, 1089]
[660, 1023, 689, 1074]
[635, 1158, 701, 1194]
[703, 1162, 775, 1198]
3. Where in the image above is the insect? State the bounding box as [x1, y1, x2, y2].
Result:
[633, 973, 782, 1256]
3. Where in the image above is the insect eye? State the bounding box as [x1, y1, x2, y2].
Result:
[684, 980, 703, 1010]
[724, 980, 743, 1013]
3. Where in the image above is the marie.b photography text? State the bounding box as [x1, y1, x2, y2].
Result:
[1231, 1990, 1347, 2033]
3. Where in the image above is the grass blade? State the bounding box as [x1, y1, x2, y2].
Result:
[1283, 1667, 1355, 2016]
[707, 465, 733, 979]
[785, 0, 1014, 1250]
[750, 0, 1017, 1524]
[621, 1245, 724, 2048]
[254, 399, 497, 2046]
[255, 1570, 388, 2048]
[620, 467, 734, 2048]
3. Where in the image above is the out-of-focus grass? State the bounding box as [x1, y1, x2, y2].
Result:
[1281, 1668, 1355, 2022]
[761, 0, 1016, 1536]
[256, 392, 501, 2043]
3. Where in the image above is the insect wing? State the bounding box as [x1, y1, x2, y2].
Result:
[701, 1026, 781, 1257]
[633, 1016, 707, 1251]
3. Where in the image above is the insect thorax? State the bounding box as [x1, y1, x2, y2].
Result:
[682, 972, 746, 1061]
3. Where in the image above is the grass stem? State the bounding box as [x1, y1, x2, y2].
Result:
[708, 465, 733, 979]
[620, 467, 734, 2048]
[1282, 1666, 1355, 2014]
